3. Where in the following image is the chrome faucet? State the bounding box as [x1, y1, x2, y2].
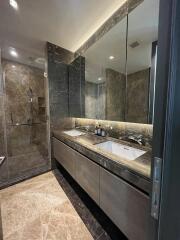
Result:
[128, 135, 144, 145]
[120, 134, 145, 146]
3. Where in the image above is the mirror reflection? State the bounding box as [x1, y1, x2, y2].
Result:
[84, 16, 127, 121]
[82, 0, 159, 124]
[126, 0, 159, 124]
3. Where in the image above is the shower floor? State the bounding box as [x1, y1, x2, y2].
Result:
[7, 143, 48, 179]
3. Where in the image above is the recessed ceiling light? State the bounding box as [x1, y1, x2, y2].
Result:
[109, 56, 115, 60]
[9, 48, 18, 57]
[12, 65, 16, 68]
[9, 0, 18, 10]
[98, 77, 102, 81]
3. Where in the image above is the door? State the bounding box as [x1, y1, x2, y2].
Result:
[150, 0, 180, 239]
[152, 0, 180, 239]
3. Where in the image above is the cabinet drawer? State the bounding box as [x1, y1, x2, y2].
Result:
[53, 137, 76, 179]
[100, 168, 155, 240]
[76, 153, 100, 204]
[53, 137, 100, 204]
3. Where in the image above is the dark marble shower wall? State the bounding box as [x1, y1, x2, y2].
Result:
[47, 42, 74, 130]
[69, 56, 85, 118]
[0, 60, 50, 185]
[47, 42, 85, 130]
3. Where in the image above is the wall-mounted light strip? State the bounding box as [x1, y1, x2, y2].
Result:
[72, 0, 128, 52]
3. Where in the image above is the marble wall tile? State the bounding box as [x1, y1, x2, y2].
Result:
[47, 43, 73, 131]
[106, 68, 126, 121]
[69, 56, 85, 118]
[74, 118, 153, 147]
[126, 69, 150, 123]
[85, 82, 106, 119]
[47, 42, 74, 64]
[85, 82, 98, 119]
[97, 83, 106, 119]
[3, 60, 47, 125]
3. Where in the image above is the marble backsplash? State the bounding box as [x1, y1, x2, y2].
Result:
[74, 118, 153, 147]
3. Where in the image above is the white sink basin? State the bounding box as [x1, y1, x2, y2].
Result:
[63, 129, 86, 137]
[95, 141, 146, 161]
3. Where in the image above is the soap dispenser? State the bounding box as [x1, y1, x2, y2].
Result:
[101, 127, 106, 137]
[97, 124, 102, 136]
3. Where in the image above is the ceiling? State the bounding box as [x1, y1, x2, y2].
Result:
[0, 0, 127, 68]
[84, 0, 159, 83]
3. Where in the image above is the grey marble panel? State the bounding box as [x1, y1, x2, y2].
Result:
[69, 56, 85, 118]
[126, 69, 150, 123]
[85, 82, 98, 119]
[47, 42, 74, 64]
[47, 42, 76, 131]
[106, 68, 126, 121]
[50, 100, 69, 122]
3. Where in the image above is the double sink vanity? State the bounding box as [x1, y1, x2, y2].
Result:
[53, 128, 154, 240]
[49, 0, 158, 238]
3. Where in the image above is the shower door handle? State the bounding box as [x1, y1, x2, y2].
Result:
[0, 156, 6, 166]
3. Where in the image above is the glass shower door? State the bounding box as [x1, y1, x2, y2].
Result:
[0, 46, 50, 187]
[3, 59, 50, 180]
[0, 48, 8, 186]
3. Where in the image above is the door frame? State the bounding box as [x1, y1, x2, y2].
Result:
[152, 0, 180, 239]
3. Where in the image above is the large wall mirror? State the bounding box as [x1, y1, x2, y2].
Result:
[73, 0, 159, 124]
[84, 16, 127, 121]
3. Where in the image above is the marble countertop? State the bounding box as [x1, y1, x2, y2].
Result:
[53, 129, 152, 194]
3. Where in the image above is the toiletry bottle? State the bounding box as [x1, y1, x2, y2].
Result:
[95, 125, 98, 135]
[97, 124, 101, 136]
[101, 127, 106, 137]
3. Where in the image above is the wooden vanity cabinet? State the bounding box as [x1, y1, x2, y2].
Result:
[53, 137, 155, 240]
[100, 168, 155, 240]
[75, 152, 100, 204]
[53, 137, 76, 179]
[52, 137, 99, 204]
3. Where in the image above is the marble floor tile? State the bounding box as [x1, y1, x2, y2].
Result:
[0, 168, 127, 240]
[0, 171, 93, 240]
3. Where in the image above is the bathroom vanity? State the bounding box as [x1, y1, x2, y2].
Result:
[52, 129, 155, 240]
[48, 0, 159, 239]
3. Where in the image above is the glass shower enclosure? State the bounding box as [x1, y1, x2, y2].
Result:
[0, 47, 51, 188]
